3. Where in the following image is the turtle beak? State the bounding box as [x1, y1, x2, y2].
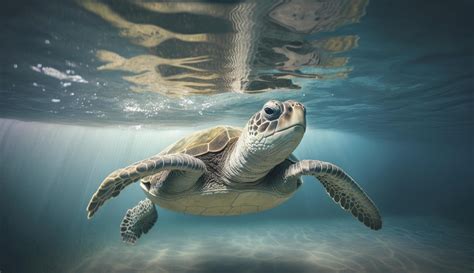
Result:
[275, 101, 306, 133]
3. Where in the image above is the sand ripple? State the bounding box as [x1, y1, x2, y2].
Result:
[69, 217, 473, 273]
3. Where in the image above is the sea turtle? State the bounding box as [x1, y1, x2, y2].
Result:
[87, 100, 382, 244]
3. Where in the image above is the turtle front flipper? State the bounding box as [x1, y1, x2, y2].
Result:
[87, 153, 206, 218]
[284, 160, 382, 230]
[121, 199, 158, 244]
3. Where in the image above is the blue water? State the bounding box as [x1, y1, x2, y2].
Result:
[1, 0, 473, 272]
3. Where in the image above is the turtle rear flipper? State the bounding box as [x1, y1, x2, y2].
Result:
[120, 199, 158, 244]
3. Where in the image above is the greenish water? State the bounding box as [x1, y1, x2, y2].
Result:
[1, 0, 473, 272]
[1, 120, 473, 272]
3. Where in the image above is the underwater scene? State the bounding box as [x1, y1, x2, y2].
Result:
[1, 0, 473, 272]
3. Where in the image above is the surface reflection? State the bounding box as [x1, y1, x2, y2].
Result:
[96, 50, 217, 96]
[268, 0, 368, 33]
[79, 0, 367, 96]
[81, 0, 209, 47]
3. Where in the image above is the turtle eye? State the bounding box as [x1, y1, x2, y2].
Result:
[262, 101, 281, 120]
[264, 107, 274, 115]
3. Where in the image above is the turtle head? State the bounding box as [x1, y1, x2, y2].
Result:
[223, 100, 306, 184]
[244, 100, 306, 161]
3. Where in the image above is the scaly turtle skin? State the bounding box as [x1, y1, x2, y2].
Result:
[87, 100, 382, 244]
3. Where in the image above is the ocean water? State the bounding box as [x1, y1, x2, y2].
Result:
[1, 0, 473, 273]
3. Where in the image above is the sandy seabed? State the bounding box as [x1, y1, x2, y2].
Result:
[67, 217, 473, 273]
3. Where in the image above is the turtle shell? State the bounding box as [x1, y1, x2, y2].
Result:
[142, 125, 301, 216]
[160, 126, 242, 156]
